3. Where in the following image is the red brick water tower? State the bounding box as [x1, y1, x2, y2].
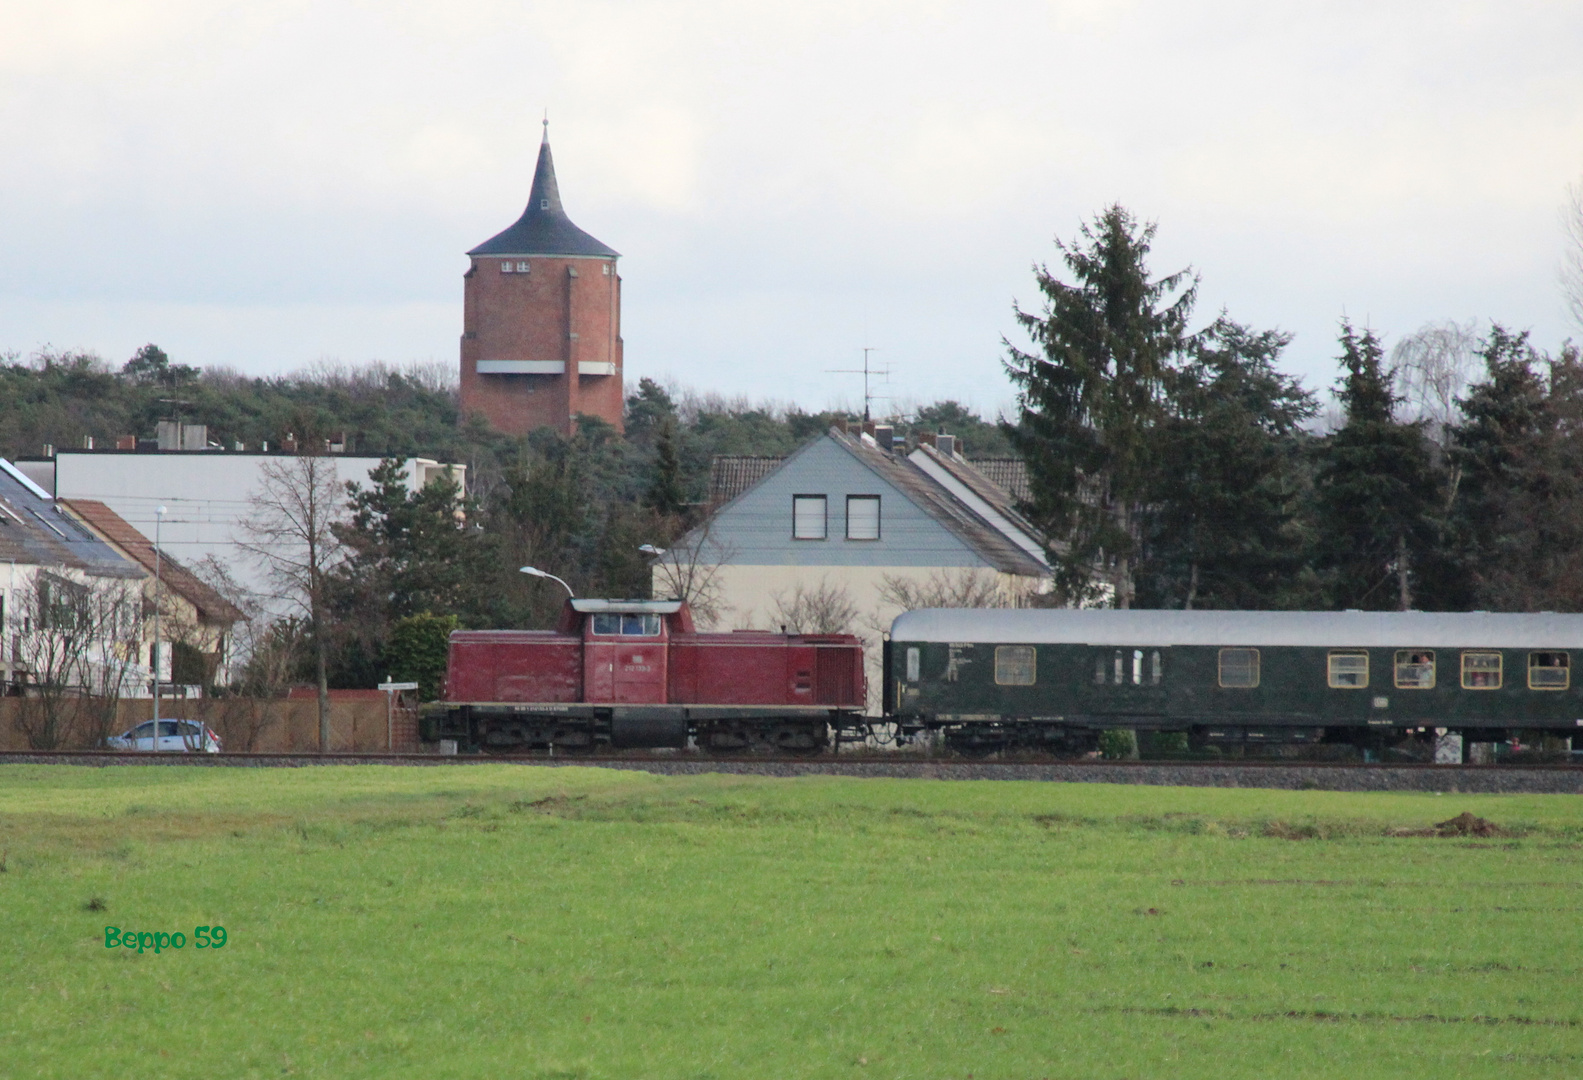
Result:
[459, 128, 623, 437]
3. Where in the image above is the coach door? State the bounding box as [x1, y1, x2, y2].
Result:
[1083, 646, 1169, 716]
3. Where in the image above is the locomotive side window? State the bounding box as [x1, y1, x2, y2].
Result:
[1328, 651, 1368, 688]
[995, 646, 1036, 686]
[1393, 650, 1435, 689]
[905, 647, 920, 682]
[1528, 651, 1570, 690]
[1461, 652, 1502, 689]
[792, 495, 827, 540]
[1218, 648, 1259, 688]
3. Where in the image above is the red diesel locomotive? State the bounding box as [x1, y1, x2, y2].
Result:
[423, 599, 868, 753]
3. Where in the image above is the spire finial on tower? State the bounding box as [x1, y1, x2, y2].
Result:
[542, 111, 549, 143]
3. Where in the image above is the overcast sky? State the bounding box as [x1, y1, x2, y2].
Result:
[3, 0, 1581, 419]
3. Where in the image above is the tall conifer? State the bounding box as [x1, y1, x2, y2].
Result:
[1312, 322, 1442, 610]
[1003, 205, 1197, 606]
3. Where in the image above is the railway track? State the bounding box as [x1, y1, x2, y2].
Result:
[1, 750, 1581, 792]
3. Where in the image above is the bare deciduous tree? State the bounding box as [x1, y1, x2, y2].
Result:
[1563, 179, 1583, 332]
[74, 578, 143, 749]
[874, 568, 1034, 611]
[10, 572, 138, 749]
[1390, 319, 1481, 440]
[649, 523, 735, 630]
[238, 453, 347, 752]
[190, 556, 293, 751]
[769, 579, 860, 635]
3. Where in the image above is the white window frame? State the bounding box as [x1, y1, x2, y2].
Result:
[845, 495, 881, 541]
[792, 495, 827, 540]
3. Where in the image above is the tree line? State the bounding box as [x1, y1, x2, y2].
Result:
[1006, 203, 1583, 613]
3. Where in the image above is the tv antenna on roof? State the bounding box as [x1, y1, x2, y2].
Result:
[826, 346, 891, 423]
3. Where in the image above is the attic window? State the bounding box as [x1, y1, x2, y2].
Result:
[845, 495, 880, 540]
[792, 495, 827, 540]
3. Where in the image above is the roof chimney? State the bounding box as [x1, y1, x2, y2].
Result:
[116, 435, 136, 451]
[936, 434, 955, 458]
[873, 424, 895, 452]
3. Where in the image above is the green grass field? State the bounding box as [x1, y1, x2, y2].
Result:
[2, 764, 1580, 1079]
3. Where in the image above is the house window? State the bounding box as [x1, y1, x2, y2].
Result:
[994, 646, 1036, 686]
[516, 261, 530, 273]
[1528, 651, 1570, 690]
[846, 495, 880, 540]
[500, 261, 514, 273]
[1394, 650, 1435, 689]
[1328, 650, 1369, 688]
[792, 496, 827, 540]
[1218, 648, 1259, 688]
[1461, 651, 1502, 689]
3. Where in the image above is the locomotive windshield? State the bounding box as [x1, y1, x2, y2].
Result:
[591, 613, 662, 636]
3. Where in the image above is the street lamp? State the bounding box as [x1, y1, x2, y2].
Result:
[151, 505, 166, 751]
[518, 565, 574, 599]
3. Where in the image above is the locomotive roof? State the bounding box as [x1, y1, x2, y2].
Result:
[568, 600, 685, 613]
[890, 608, 1583, 649]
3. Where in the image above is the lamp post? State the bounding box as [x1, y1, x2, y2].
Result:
[151, 505, 166, 751]
[518, 565, 574, 599]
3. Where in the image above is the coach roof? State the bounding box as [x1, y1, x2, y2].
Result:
[890, 609, 1583, 650]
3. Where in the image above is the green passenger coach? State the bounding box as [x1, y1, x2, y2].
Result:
[884, 609, 1583, 756]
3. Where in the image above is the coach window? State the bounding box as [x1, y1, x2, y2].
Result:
[1218, 648, 1259, 688]
[1328, 650, 1369, 688]
[1394, 650, 1435, 689]
[995, 645, 1036, 686]
[905, 647, 921, 682]
[1461, 652, 1502, 689]
[1094, 653, 1107, 685]
[1528, 651, 1570, 690]
[792, 495, 827, 540]
[846, 495, 880, 540]
[1150, 649, 1163, 685]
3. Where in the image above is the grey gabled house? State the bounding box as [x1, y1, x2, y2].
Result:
[652, 428, 1051, 707]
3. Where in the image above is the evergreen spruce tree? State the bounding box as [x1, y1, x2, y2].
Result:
[1004, 204, 1197, 606]
[1312, 321, 1443, 610]
[1138, 317, 1317, 609]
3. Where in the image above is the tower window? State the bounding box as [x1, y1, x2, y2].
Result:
[500, 261, 513, 273]
[540, 199, 549, 209]
[516, 261, 530, 273]
[602, 264, 611, 276]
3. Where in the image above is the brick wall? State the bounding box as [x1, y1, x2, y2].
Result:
[459, 254, 624, 436]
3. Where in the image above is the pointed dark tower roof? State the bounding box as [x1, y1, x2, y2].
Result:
[469, 129, 619, 258]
